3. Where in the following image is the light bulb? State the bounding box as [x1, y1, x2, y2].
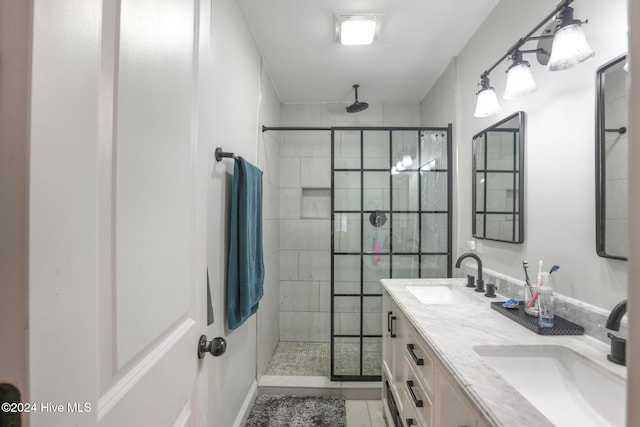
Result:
[474, 87, 501, 117]
[402, 155, 413, 167]
[548, 23, 594, 71]
[504, 62, 537, 99]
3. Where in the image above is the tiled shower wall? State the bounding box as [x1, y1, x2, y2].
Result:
[278, 103, 421, 342]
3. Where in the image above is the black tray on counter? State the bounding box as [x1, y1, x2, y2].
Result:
[491, 301, 585, 336]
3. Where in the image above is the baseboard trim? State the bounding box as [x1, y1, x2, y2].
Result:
[232, 380, 258, 427]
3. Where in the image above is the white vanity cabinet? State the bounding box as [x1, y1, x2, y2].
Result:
[382, 290, 406, 418]
[383, 289, 489, 427]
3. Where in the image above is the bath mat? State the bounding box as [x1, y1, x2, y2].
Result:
[245, 394, 346, 427]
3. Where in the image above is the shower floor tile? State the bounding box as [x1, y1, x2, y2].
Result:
[265, 341, 382, 377]
[334, 341, 381, 376]
[266, 342, 330, 376]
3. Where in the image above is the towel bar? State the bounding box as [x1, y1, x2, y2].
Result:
[215, 147, 237, 162]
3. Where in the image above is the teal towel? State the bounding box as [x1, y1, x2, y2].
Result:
[227, 157, 264, 329]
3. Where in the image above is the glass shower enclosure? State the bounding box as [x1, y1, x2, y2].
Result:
[331, 126, 452, 381]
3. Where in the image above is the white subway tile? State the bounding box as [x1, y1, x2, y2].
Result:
[319, 281, 331, 312]
[280, 188, 301, 219]
[282, 131, 331, 157]
[279, 158, 301, 188]
[300, 157, 331, 188]
[279, 250, 299, 280]
[280, 281, 320, 312]
[298, 250, 330, 281]
[279, 312, 330, 342]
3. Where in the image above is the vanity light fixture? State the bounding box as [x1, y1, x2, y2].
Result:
[474, 76, 501, 117]
[474, 0, 593, 117]
[334, 14, 381, 46]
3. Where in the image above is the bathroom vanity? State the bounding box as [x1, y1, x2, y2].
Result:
[381, 278, 626, 427]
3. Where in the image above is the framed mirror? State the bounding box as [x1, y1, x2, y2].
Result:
[596, 54, 628, 260]
[472, 111, 525, 243]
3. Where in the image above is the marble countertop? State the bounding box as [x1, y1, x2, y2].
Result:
[381, 278, 627, 427]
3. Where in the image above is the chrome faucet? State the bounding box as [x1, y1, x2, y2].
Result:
[455, 253, 484, 293]
[605, 299, 627, 365]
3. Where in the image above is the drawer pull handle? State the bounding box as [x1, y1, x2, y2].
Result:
[407, 344, 424, 366]
[406, 380, 423, 407]
[390, 316, 397, 338]
[406, 418, 415, 426]
[387, 311, 393, 332]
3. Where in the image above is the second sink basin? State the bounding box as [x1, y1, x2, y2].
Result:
[474, 345, 625, 427]
[405, 285, 473, 304]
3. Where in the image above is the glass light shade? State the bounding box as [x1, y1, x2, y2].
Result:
[340, 20, 377, 45]
[474, 87, 501, 117]
[547, 23, 595, 71]
[396, 160, 405, 171]
[504, 62, 537, 99]
[390, 166, 398, 175]
[402, 155, 413, 167]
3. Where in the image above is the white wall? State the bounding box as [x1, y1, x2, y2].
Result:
[422, 0, 629, 310]
[206, 0, 281, 424]
[0, 0, 30, 406]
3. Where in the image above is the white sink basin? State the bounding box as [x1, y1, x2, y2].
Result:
[405, 285, 473, 304]
[474, 345, 626, 427]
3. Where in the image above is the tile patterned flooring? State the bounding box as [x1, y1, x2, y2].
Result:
[265, 342, 329, 376]
[265, 341, 381, 377]
[346, 400, 387, 427]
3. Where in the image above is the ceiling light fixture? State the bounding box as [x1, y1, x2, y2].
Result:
[474, 0, 593, 117]
[334, 14, 381, 46]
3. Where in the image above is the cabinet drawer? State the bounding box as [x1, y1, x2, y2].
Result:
[404, 357, 433, 427]
[405, 325, 435, 396]
[401, 393, 425, 427]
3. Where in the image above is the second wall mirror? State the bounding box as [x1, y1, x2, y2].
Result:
[472, 111, 525, 243]
[596, 54, 628, 260]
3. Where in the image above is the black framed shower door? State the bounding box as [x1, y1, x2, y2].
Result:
[330, 126, 453, 381]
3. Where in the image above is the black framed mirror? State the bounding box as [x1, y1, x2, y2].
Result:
[596, 54, 628, 260]
[472, 111, 525, 243]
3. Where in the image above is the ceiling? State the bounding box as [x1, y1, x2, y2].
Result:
[236, 0, 500, 104]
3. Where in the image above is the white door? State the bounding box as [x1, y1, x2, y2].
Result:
[28, 1, 210, 426]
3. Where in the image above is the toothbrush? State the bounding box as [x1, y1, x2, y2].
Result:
[522, 260, 534, 296]
[549, 265, 560, 274]
[538, 260, 543, 281]
[527, 260, 544, 308]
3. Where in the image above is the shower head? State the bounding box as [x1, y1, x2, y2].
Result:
[346, 84, 369, 113]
